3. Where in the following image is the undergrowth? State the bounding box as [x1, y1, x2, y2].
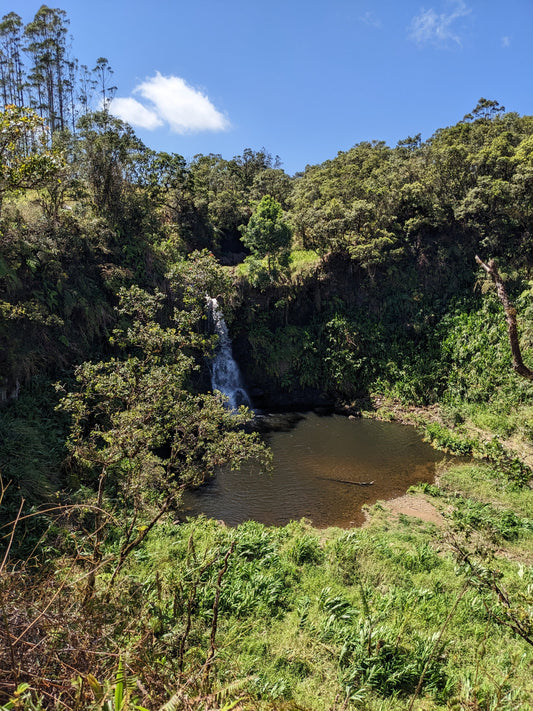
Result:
[2, 501, 532, 710]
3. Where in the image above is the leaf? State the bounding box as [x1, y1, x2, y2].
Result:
[86, 674, 104, 701]
[114, 659, 125, 710]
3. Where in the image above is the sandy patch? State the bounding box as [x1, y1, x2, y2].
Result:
[379, 493, 445, 526]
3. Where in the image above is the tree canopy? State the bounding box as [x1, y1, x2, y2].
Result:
[239, 194, 292, 274]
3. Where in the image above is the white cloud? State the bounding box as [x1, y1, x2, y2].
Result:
[110, 96, 163, 130]
[408, 1, 470, 47]
[111, 72, 231, 134]
[501, 35, 511, 48]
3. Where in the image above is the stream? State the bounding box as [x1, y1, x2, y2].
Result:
[182, 412, 443, 528]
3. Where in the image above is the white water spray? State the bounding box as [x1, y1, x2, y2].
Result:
[207, 297, 252, 410]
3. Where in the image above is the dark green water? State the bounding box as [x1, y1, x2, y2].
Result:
[182, 413, 443, 528]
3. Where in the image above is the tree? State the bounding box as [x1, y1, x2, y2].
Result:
[463, 97, 505, 123]
[0, 104, 63, 217]
[240, 194, 292, 277]
[251, 167, 293, 209]
[142, 150, 189, 215]
[289, 140, 398, 263]
[93, 56, 116, 111]
[182, 149, 291, 256]
[77, 62, 96, 116]
[229, 147, 281, 191]
[23, 5, 73, 132]
[76, 110, 146, 218]
[188, 152, 246, 252]
[167, 248, 236, 317]
[57, 285, 269, 595]
[0, 12, 25, 108]
[476, 256, 533, 381]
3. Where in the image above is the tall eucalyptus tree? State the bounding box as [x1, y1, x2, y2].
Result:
[0, 12, 26, 107]
[93, 56, 116, 112]
[23, 5, 73, 132]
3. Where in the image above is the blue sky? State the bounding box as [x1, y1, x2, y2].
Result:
[12, 0, 533, 175]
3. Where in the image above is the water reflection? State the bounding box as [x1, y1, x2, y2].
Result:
[182, 413, 443, 528]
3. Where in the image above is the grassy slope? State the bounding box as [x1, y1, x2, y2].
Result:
[62, 447, 529, 711]
[121, 461, 533, 711]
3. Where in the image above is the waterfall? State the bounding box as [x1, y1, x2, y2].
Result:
[207, 297, 252, 410]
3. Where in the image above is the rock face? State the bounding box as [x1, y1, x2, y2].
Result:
[206, 295, 338, 413]
[252, 411, 305, 432]
[226, 256, 375, 413]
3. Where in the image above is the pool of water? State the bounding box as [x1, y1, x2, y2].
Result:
[182, 412, 443, 528]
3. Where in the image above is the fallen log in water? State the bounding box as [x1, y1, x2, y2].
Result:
[317, 476, 374, 486]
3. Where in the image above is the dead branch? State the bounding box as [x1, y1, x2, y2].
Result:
[475, 255, 533, 381]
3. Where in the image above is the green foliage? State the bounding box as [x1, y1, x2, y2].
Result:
[423, 421, 533, 488]
[55, 286, 269, 591]
[448, 498, 533, 542]
[477, 437, 533, 488]
[435, 462, 533, 520]
[287, 248, 321, 276]
[423, 422, 476, 456]
[0, 105, 64, 214]
[323, 314, 367, 396]
[172, 148, 292, 255]
[59, 285, 266, 495]
[167, 249, 236, 318]
[3, 491, 533, 709]
[76, 110, 148, 222]
[290, 140, 402, 267]
[247, 321, 323, 389]
[339, 626, 448, 698]
[0, 377, 67, 557]
[240, 195, 292, 278]
[0, 684, 42, 710]
[286, 533, 324, 566]
[438, 298, 521, 406]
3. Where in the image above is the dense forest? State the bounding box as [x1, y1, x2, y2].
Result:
[1, 6, 533, 710]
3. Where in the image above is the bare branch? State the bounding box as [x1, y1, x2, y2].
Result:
[476, 256, 533, 381]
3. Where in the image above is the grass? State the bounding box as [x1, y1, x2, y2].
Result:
[235, 249, 321, 282]
[437, 462, 533, 518]
[113, 502, 532, 710]
[451, 401, 533, 453]
[288, 249, 322, 277]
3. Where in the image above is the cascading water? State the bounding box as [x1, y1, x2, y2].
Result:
[207, 297, 252, 410]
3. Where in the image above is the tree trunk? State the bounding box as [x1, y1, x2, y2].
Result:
[476, 255, 533, 381]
